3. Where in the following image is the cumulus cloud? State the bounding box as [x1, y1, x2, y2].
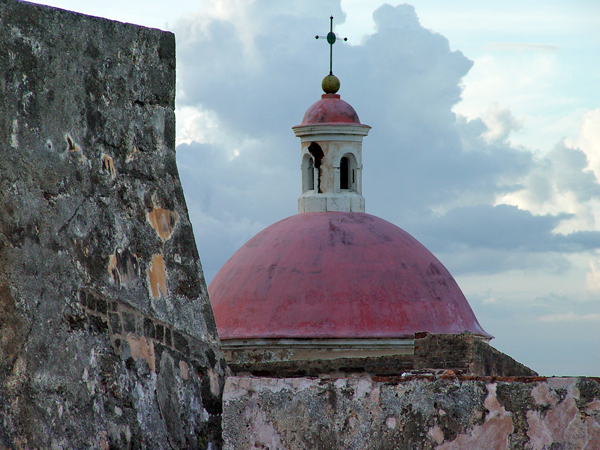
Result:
[177, 138, 297, 281]
[175, 0, 344, 135]
[410, 204, 600, 253]
[172, 0, 600, 284]
[498, 139, 600, 236]
[173, 1, 510, 278]
[585, 258, 600, 293]
[409, 204, 563, 251]
[453, 49, 562, 120]
[331, 3, 534, 219]
[480, 103, 523, 142]
[567, 109, 600, 180]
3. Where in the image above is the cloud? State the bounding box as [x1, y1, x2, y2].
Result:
[480, 103, 524, 142]
[172, 0, 600, 283]
[585, 258, 600, 293]
[539, 312, 600, 323]
[413, 204, 568, 252]
[425, 204, 600, 253]
[436, 248, 572, 276]
[452, 45, 571, 153]
[177, 139, 298, 281]
[173, 1, 529, 279]
[402, 198, 600, 276]
[568, 109, 600, 180]
[338, 4, 534, 219]
[483, 43, 559, 53]
[175, 0, 345, 135]
[498, 139, 600, 234]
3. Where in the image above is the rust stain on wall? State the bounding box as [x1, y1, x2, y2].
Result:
[148, 254, 167, 299]
[125, 334, 156, 372]
[102, 154, 116, 178]
[147, 208, 178, 241]
[65, 134, 87, 164]
[108, 248, 139, 287]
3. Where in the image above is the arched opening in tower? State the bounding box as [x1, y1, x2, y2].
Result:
[340, 153, 357, 191]
[302, 154, 315, 192]
[308, 142, 324, 193]
[340, 156, 349, 190]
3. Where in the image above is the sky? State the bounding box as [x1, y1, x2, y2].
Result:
[35, 0, 600, 376]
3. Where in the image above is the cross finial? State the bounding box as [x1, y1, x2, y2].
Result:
[315, 16, 347, 76]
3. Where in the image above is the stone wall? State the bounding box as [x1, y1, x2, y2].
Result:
[223, 375, 600, 450]
[0, 0, 226, 448]
[229, 333, 538, 378]
[414, 332, 538, 377]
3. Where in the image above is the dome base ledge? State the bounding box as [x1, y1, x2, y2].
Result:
[221, 337, 414, 364]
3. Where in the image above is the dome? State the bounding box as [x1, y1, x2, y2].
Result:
[300, 93, 365, 126]
[209, 212, 491, 340]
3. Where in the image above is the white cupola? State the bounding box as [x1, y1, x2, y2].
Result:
[292, 76, 370, 213]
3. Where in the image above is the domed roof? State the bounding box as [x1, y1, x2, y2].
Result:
[208, 212, 491, 340]
[300, 93, 365, 126]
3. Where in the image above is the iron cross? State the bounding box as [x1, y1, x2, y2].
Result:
[315, 16, 347, 75]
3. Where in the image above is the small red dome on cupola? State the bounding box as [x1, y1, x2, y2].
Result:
[300, 93, 365, 126]
[208, 212, 491, 340]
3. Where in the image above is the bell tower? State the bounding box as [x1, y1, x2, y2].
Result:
[293, 96, 370, 212]
[292, 17, 370, 212]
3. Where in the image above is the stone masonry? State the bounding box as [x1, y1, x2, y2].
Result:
[229, 332, 538, 378]
[224, 375, 600, 450]
[0, 0, 226, 448]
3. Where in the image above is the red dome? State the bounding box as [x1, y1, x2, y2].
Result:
[208, 212, 491, 340]
[300, 94, 363, 125]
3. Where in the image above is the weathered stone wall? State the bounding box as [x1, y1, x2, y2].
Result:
[224, 375, 600, 450]
[230, 354, 415, 378]
[414, 332, 538, 377]
[0, 0, 226, 448]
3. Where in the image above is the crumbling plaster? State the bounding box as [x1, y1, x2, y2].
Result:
[223, 375, 600, 450]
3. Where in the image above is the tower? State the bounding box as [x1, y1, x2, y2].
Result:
[293, 88, 370, 213]
[294, 17, 370, 213]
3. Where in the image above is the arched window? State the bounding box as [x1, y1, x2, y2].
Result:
[308, 143, 324, 193]
[339, 153, 357, 191]
[340, 156, 349, 190]
[302, 153, 315, 193]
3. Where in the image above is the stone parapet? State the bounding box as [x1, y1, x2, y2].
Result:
[226, 332, 537, 378]
[414, 332, 538, 377]
[230, 355, 414, 378]
[223, 375, 600, 450]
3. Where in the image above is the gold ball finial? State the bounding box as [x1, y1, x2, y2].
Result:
[322, 74, 340, 94]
